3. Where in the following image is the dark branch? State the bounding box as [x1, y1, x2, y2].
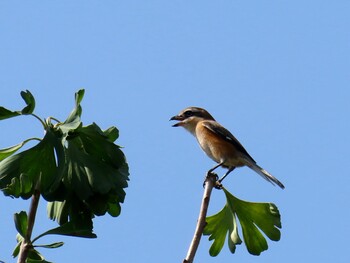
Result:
[17, 189, 40, 263]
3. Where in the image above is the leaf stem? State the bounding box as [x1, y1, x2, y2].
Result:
[17, 189, 41, 263]
[183, 172, 217, 263]
[30, 113, 47, 129]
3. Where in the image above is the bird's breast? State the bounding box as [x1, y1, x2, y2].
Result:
[195, 124, 245, 167]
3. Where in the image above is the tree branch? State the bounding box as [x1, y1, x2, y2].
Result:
[183, 172, 217, 263]
[17, 189, 41, 263]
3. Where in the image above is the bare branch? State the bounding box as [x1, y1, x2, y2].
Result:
[183, 172, 217, 263]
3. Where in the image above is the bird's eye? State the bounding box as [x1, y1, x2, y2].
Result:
[184, 110, 194, 117]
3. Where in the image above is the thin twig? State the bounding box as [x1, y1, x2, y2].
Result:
[17, 189, 41, 263]
[183, 172, 217, 263]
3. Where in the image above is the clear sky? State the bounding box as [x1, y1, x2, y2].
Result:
[0, 1, 349, 262]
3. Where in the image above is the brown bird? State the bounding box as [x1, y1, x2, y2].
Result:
[170, 107, 284, 189]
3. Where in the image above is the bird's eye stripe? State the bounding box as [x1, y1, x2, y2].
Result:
[184, 110, 194, 117]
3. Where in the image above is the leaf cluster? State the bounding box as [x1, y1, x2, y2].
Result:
[0, 90, 129, 261]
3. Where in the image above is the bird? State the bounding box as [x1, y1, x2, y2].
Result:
[170, 107, 285, 189]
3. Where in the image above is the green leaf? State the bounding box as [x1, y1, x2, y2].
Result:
[107, 202, 121, 217]
[203, 204, 242, 256]
[0, 90, 36, 120]
[26, 248, 54, 263]
[75, 89, 85, 105]
[64, 89, 85, 124]
[56, 123, 129, 215]
[34, 242, 64, 249]
[0, 106, 20, 120]
[20, 90, 36, 114]
[0, 138, 40, 162]
[27, 249, 44, 260]
[46, 197, 97, 237]
[58, 117, 82, 134]
[1, 89, 129, 243]
[0, 130, 64, 199]
[13, 236, 50, 262]
[12, 241, 21, 258]
[27, 259, 53, 263]
[12, 234, 24, 257]
[204, 188, 282, 256]
[34, 220, 97, 239]
[14, 211, 28, 238]
[46, 200, 70, 225]
[103, 126, 119, 142]
[39, 202, 97, 239]
[46, 124, 129, 224]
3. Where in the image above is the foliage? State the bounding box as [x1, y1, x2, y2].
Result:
[0, 90, 129, 262]
[203, 187, 281, 256]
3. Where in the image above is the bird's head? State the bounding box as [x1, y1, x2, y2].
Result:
[170, 107, 215, 134]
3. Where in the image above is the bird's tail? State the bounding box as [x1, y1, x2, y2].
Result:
[248, 163, 285, 189]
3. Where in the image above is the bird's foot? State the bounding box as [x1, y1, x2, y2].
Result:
[214, 180, 223, 190]
[203, 171, 221, 189]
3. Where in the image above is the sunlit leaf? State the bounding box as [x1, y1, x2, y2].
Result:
[204, 187, 282, 256]
[103, 126, 119, 142]
[224, 188, 281, 255]
[203, 203, 242, 256]
[46, 201, 69, 225]
[58, 117, 82, 134]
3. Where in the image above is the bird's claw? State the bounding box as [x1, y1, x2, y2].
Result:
[206, 171, 219, 181]
[214, 180, 223, 189]
[203, 172, 222, 189]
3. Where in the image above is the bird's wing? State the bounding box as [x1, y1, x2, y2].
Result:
[202, 121, 256, 163]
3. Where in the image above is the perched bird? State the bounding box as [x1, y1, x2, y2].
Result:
[170, 107, 284, 189]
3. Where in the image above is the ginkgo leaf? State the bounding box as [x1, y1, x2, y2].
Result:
[26, 248, 53, 263]
[0, 130, 64, 199]
[34, 242, 64, 249]
[0, 90, 35, 120]
[45, 123, 129, 224]
[64, 89, 84, 124]
[1, 89, 130, 260]
[0, 138, 40, 161]
[0, 106, 20, 120]
[14, 211, 28, 238]
[20, 90, 36, 114]
[203, 203, 242, 256]
[33, 212, 97, 241]
[204, 187, 282, 256]
[12, 234, 23, 258]
[103, 126, 119, 142]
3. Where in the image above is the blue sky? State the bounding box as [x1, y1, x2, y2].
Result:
[0, 1, 349, 262]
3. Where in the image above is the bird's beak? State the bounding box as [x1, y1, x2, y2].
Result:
[170, 115, 184, 127]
